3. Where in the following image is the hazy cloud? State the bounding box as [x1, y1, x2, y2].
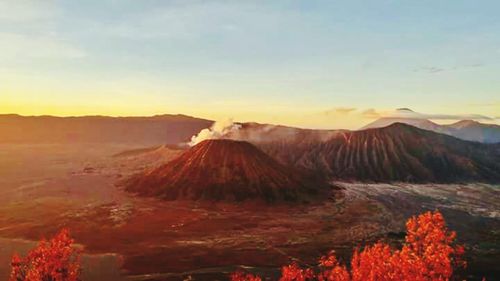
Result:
[361, 108, 381, 118]
[374, 108, 494, 121]
[324, 107, 357, 115]
[415, 66, 445, 74]
[414, 63, 484, 74]
[326, 107, 496, 121]
[336, 107, 356, 114]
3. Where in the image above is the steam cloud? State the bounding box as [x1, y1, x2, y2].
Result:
[189, 119, 242, 146]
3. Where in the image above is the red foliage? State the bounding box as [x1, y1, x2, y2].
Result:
[230, 211, 467, 281]
[318, 251, 350, 281]
[230, 271, 262, 281]
[350, 243, 398, 281]
[279, 262, 315, 281]
[9, 229, 81, 281]
[350, 211, 466, 281]
[401, 210, 466, 280]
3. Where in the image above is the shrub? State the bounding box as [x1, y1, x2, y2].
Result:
[9, 229, 81, 281]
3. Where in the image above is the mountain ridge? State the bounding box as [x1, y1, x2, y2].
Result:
[0, 113, 213, 145]
[255, 123, 500, 183]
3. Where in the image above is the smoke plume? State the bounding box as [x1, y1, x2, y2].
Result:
[189, 119, 241, 146]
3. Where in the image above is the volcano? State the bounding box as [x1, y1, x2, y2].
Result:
[124, 139, 330, 202]
[256, 123, 500, 183]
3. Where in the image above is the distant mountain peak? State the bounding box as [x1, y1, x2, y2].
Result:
[449, 119, 480, 127]
[361, 117, 440, 131]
